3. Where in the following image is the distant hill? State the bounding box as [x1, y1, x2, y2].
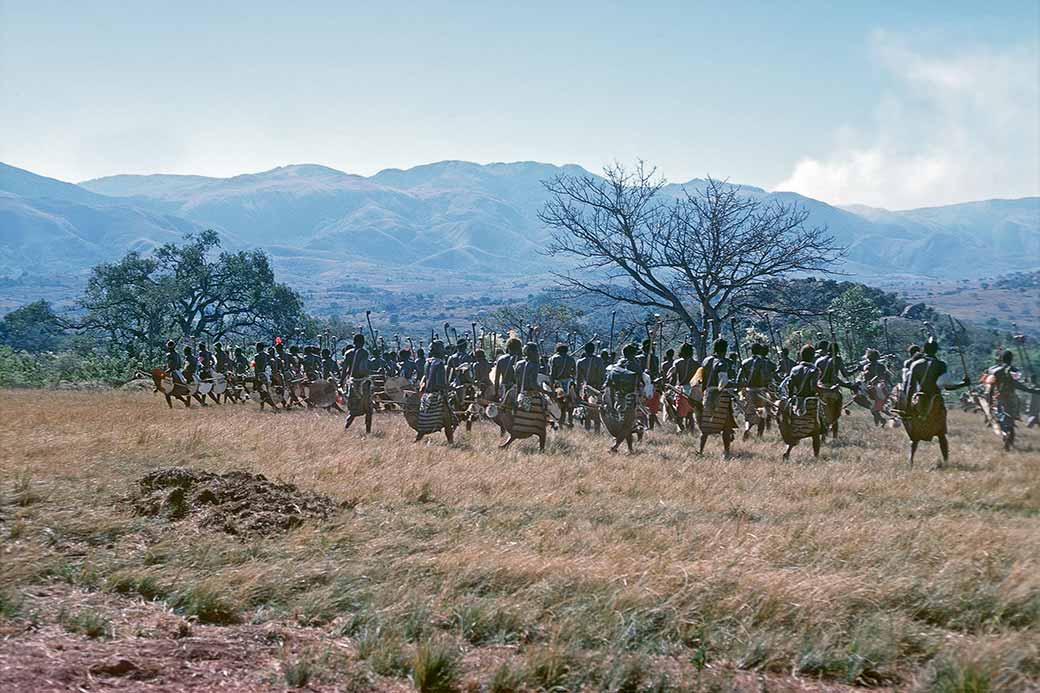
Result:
[0, 163, 204, 277]
[0, 160, 1036, 304]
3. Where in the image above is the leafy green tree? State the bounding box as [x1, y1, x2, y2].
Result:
[0, 300, 66, 352]
[828, 286, 881, 359]
[79, 231, 309, 354]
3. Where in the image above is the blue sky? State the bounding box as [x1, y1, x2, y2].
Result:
[1, 1, 1037, 209]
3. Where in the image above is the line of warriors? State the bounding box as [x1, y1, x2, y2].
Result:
[156, 331, 1038, 466]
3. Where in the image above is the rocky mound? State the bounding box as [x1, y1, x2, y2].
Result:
[130, 468, 339, 536]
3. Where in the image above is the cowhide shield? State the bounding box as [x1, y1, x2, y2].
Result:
[209, 373, 227, 395]
[306, 380, 339, 408]
[383, 376, 410, 405]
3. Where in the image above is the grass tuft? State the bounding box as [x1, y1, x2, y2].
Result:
[412, 639, 461, 693]
[60, 608, 111, 639]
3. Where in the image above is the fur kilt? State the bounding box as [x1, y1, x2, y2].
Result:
[668, 388, 694, 419]
[404, 391, 454, 434]
[741, 387, 770, 426]
[989, 401, 1014, 439]
[506, 391, 548, 439]
[602, 392, 638, 439]
[902, 392, 947, 441]
[698, 387, 735, 436]
[778, 397, 820, 444]
[817, 386, 843, 426]
[346, 378, 371, 416]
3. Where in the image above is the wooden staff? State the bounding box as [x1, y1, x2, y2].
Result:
[365, 311, 377, 346]
[730, 317, 743, 361]
[443, 322, 451, 343]
[471, 322, 478, 349]
[609, 311, 616, 354]
[765, 316, 780, 356]
[1011, 323, 1033, 378]
[948, 315, 969, 381]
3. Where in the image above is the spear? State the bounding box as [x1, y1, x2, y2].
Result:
[948, 315, 969, 381]
[443, 322, 451, 343]
[730, 317, 743, 361]
[471, 322, 478, 350]
[765, 315, 780, 356]
[609, 310, 616, 354]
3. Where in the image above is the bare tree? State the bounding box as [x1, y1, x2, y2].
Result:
[541, 162, 844, 357]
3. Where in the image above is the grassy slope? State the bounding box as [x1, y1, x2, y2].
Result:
[0, 390, 1037, 691]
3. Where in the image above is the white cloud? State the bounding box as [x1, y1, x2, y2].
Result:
[775, 32, 1039, 209]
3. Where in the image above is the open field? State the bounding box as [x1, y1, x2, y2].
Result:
[1, 390, 1038, 692]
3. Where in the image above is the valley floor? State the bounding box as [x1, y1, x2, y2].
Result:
[0, 390, 1037, 691]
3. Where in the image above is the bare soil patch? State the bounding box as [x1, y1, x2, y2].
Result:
[129, 467, 340, 537]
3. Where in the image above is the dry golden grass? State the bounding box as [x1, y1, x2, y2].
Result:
[0, 388, 1038, 691]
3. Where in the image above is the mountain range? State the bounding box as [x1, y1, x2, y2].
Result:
[1, 160, 1037, 303]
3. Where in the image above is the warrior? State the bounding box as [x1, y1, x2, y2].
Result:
[640, 338, 660, 379]
[158, 340, 191, 408]
[981, 350, 1040, 450]
[302, 345, 321, 382]
[737, 342, 775, 439]
[499, 342, 549, 451]
[576, 342, 606, 432]
[777, 344, 823, 460]
[493, 338, 523, 436]
[214, 342, 231, 375]
[225, 345, 249, 402]
[471, 349, 494, 400]
[285, 345, 305, 407]
[342, 334, 373, 433]
[696, 338, 737, 457]
[776, 346, 795, 379]
[411, 340, 456, 443]
[661, 348, 676, 379]
[197, 342, 221, 405]
[814, 341, 852, 439]
[182, 345, 207, 406]
[902, 344, 923, 379]
[233, 347, 249, 376]
[448, 339, 473, 387]
[603, 344, 642, 453]
[665, 342, 699, 433]
[398, 349, 419, 383]
[447, 338, 474, 412]
[271, 343, 289, 407]
[253, 342, 278, 410]
[900, 338, 970, 466]
[548, 343, 577, 427]
[858, 348, 892, 427]
[320, 348, 340, 381]
[639, 339, 662, 430]
[165, 340, 186, 386]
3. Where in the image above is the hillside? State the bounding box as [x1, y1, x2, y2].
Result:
[0, 160, 1036, 314]
[78, 161, 1040, 278]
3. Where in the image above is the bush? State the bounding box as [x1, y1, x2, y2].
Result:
[0, 346, 145, 387]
